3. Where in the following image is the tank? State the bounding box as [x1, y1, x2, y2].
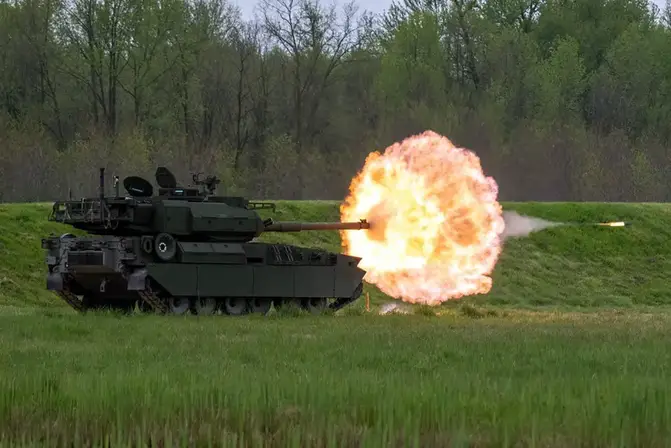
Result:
[41, 167, 370, 315]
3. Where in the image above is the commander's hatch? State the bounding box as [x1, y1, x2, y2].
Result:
[154, 166, 201, 197]
[156, 167, 177, 189]
[155, 166, 180, 196]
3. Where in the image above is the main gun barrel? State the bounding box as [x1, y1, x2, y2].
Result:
[264, 220, 370, 232]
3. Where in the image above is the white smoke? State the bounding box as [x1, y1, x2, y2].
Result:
[501, 210, 563, 239]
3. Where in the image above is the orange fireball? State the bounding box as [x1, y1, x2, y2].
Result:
[340, 130, 505, 305]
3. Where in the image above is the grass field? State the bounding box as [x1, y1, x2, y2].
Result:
[2, 200, 671, 311]
[1, 200, 670, 446]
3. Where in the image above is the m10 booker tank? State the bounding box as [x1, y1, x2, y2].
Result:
[41, 167, 370, 315]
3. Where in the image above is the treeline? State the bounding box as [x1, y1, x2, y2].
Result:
[1, 0, 670, 202]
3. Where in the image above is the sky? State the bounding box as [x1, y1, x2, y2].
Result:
[233, 0, 666, 21]
[234, 0, 401, 19]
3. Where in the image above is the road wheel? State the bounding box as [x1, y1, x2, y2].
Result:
[222, 297, 248, 316]
[193, 297, 217, 315]
[300, 297, 328, 314]
[248, 298, 272, 315]
[168, 297, 190, 315]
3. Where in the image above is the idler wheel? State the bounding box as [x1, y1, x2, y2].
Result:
[301, 297, 328, 314]
[154, 233, 177, 261]
[248, 298, 272, 315]
[168, 297, 190, 315]
[193, 297, 217, 315]
[222, 298, 248, 316]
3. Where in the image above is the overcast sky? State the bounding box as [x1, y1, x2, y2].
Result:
[234, 0, 391, 18]
[233, 0, 666, 20]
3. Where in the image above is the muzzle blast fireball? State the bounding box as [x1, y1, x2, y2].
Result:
[340, 130, 505, 306]
[340, 130, 631, 306]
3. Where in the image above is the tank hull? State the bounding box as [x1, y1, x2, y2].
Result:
[43, 234, 366, 315]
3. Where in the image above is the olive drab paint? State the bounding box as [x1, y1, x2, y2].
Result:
[42, 167, 370, 316]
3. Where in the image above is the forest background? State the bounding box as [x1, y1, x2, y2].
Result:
[1, 0, 670, 202]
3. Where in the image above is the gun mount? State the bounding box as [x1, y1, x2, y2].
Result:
[42, 166, 370, 317]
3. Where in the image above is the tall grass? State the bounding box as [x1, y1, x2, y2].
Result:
[1, 201, 670, 445]
[0, 310, 669, 446]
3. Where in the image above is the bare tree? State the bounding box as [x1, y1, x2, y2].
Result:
[166, 0, 237, 142]
[259, 0, 364, 149]
[15, 0, 67, 147]
[117, 0, 181, 125]
[57, 0, 134, 135]
[226, 22, 263, 168]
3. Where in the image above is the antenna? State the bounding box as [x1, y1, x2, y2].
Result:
[99, 168, 105, 199]
[99, 168, 105, 221]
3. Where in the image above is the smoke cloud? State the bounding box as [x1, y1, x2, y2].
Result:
[501, 211, 563, 239]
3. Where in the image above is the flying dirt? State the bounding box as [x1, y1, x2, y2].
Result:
[340, 130, 505, 306]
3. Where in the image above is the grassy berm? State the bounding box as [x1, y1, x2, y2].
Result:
[1, 201, 671, 446]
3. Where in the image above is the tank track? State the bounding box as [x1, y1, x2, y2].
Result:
[53, 281, 364, 315]
[56, 287, 85, 312]
[137, 287, 169, 314]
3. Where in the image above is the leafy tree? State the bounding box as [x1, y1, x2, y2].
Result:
[0, 0, 669, 202]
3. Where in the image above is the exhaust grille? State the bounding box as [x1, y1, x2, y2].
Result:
[67, 251, 104, 266]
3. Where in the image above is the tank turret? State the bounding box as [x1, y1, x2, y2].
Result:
[42, 167, 370, 316]
[48, 167, 369, 242]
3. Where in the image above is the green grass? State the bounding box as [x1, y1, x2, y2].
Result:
[1, 311, 671, 446]
[1, 200, 671, 446]
[3, 200, 670, 311]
